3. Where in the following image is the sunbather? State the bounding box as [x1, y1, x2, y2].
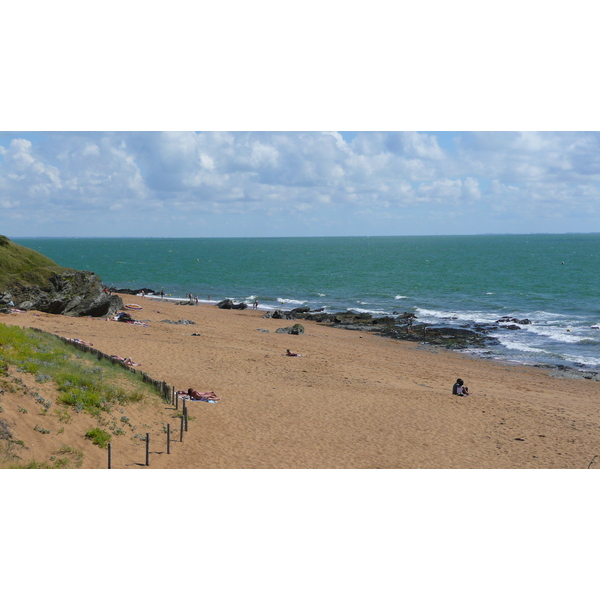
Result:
[111, 355, 142, 366]
[187, 388, 220, 401]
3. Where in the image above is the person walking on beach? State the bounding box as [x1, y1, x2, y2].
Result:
[194, 294, 199, 305]
[160, 289, 165, 299]
[253, 299, 259, 309]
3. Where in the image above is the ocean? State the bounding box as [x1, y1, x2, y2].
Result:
[13, 234, 600, 371]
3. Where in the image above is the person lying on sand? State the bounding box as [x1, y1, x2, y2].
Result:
[187, 388, 221, 401]
[111, 355, 142, 366]
[285, 349, 306, 357]
[452, 378, 470, 396]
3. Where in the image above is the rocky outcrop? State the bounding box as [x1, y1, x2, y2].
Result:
[217, 299, 248, 310]
[0, 235, 123, 318]
[112, 287, 156, 296]
[496, 316, 531, 325]
[257, 306, 495, 350]
[275, 324, 305, 335]
[2, 271, 123, 317]
[262, 309, 288, 319]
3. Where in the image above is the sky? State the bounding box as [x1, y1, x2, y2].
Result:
[2, 130, 600, 238]
[2, 4, 599, 239]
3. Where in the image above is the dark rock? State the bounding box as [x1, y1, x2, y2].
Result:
[394, 312, 416, 320]
[496, 316, 531, 325]
[217, 299, 248, 310]
[262, 309, 288, 319]
[502, 324, 521, 330]
[9, 271, 123, 317]
[112, 287, 156, 296]
[275, 323, 305, 335]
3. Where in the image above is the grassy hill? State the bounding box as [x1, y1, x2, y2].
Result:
[0, 235, 71, 290]
[0, 323, 173, 468]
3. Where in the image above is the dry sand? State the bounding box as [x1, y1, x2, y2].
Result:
[2, 294, 600, 468]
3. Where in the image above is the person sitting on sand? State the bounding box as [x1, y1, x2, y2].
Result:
[452, 378, 470, 396]
[187, 388, 221, 401]
[123, 357, 141, 366]
[286, 349, 298, 356]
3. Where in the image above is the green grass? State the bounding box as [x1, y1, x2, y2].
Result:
[85, 428, 111, 448]
[0, 235, 69, 289]
[0, 323, 163, 416]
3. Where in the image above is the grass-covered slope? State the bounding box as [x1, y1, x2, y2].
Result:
[0, 323, 171, 468]
[0, 235, 70, 290]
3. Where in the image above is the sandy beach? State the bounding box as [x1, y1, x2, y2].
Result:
[2, 294, 600, 469]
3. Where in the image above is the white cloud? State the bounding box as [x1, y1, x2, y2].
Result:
[2, 131, 600, 236]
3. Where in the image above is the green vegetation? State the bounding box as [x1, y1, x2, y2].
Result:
[0, 323, 162, 416]
[85, 427, 111, 448]
[9, 445, 84, 469]
[0, 235, 70, 290]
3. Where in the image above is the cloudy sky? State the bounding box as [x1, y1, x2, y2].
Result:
[1, 131, 600, 237]
[2, 4, 598, 239]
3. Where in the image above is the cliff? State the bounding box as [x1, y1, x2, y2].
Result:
[0, 235, 123, 317]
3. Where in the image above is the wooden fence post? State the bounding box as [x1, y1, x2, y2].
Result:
[180, 415, 184, 442]
[167, 423, 171, 454]
[145, 433, 150, 466]
[108, 442, 112, 469]
[175, 392, 179, 410]
[184, 406, 189, 432]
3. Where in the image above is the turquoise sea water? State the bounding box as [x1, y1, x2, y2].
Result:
[14, 234, 600, 370]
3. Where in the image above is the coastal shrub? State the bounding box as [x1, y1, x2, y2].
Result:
[85, 428, 111, 448]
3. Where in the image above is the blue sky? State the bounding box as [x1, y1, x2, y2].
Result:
[1, 131, 600, 237]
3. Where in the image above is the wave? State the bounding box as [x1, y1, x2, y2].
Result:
[519, 324, 591, 344]
[276, 298, 308, 306]
[395, 295, 408, 300]
[348, 307, 389, 315]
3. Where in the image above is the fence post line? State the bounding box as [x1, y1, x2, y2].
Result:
[167, 423, 171, 454]
[145, 433, 150, 466]
[108, 443, 112, 469]
[184, 406, 189, 432]
[175, 392, 179, 410]
[180, 415, 184, 442]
